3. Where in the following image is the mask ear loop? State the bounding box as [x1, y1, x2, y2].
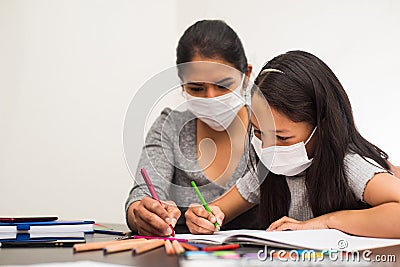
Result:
[242, 81, 251, 106]
[237, 73, 254, 109]
[305, 127, 317, 145]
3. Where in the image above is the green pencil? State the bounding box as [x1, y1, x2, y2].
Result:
[191, 181, 220, 231]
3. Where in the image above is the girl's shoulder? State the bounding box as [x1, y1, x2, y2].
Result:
[344, 152, 387, 172]
[344, 152, 389, 201]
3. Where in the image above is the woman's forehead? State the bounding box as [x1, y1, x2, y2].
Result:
[179, 61, 241, 83]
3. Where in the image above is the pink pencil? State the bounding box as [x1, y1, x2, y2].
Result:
[140, 168, 175, 237]
[133, 235, 187, 242]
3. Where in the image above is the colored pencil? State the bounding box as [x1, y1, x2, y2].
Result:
[140, 168, 175, 237]
[103, 239, 149, 254]
[202, 243, 240, 252]
[191, 181, 220, 230]
[93, 229, 127, 236]
[164, 240, 175, 255]
[73, 238, 145, 253]
[171, 240, 185, 254]
[180, 242, 199, 251]
[132, 235, 187, 242]
[132, 239, 165, 255]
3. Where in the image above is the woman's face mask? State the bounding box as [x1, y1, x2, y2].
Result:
[183, 74, 246, 131]
[251, 127, 317, 176]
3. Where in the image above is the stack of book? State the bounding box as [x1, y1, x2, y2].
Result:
[0, 216, 94, 247]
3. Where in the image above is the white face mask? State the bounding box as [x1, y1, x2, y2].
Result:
[251, 127, 317, 176]
[183, 75, 245, 131]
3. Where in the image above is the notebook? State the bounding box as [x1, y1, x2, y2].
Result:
[175, 229, 400, 251]
[0, 220, 95, 233]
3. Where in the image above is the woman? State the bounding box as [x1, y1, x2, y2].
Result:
[185, 50, 400, 238]
[125, 20, 256, 236]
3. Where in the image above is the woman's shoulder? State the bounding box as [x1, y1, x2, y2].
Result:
[151, 107, 195, 132]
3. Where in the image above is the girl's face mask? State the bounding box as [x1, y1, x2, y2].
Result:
[251, 127, 317, 176]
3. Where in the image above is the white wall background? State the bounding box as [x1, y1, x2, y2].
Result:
[1, 0, 399, 224]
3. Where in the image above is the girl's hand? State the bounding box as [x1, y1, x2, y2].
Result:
[266, 215, 330, 231]
[185, 203, 224, 234]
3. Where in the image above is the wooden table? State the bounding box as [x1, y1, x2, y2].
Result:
[1, 224, 399, 266]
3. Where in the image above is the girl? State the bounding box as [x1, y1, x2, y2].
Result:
[185, 50, 400, 238]
[125, 20, 256, 236]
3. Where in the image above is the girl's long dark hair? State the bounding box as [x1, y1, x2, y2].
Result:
[255, 51, 389, 228]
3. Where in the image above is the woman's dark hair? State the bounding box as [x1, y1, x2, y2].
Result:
[254, 50, 389, 228]
[176, 20, 248, 74]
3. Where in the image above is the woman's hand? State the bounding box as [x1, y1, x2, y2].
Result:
[130, 197, 181, 236]
[267, 215, 330, 232]
[185, 203, 224, 234]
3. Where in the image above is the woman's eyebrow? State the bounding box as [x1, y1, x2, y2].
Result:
[186, 82, 204, 86]
[186, 77, 233, 86]
[215, 77, 234, 84]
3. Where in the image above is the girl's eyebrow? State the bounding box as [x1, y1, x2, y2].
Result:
[271, 129, 290, 133]
[251, 122, 290, 134]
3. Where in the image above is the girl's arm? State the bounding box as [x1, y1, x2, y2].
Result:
[268, 172, 400, 238]
[328, 172, 400, 237]
[213, 185, 255, 223]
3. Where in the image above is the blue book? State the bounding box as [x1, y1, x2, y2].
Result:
[0, 220, 95, 233]
[0, 231, 85, 241]
[0, 231, 86, 247]
[0, 237, 85, 247]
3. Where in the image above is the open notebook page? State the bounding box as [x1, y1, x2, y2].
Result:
[175, 229, 400, 251]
